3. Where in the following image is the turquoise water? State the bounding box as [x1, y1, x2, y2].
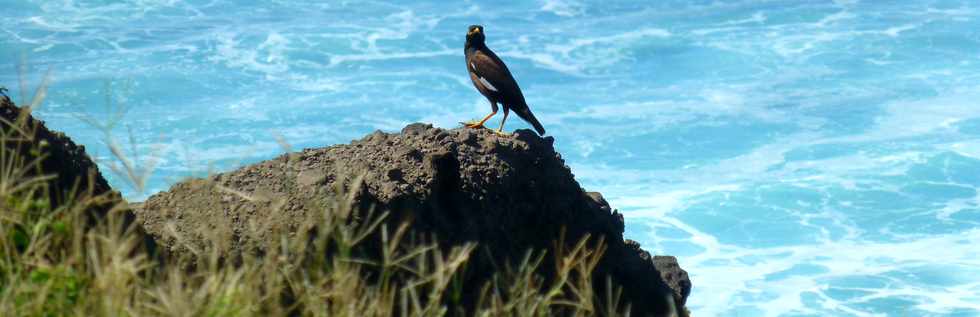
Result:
[3, 1, 980, 315]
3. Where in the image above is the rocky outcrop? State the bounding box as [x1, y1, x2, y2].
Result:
[0, 93, 127, 222]
[137, 123, 690, 316]
[1, 93, 154, 257]
[1, 94, 111, 207]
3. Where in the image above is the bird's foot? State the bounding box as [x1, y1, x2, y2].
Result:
[460, 120, 486, 129]
[492, 129, 511, 136]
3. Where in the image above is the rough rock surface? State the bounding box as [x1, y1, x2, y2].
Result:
[628, 239, 692, 309]
[1, 94, 111, 206]
[1, 93, 154, 256]
[137, 123, 691, 316]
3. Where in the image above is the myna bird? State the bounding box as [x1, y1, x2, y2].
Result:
[464, 25, 546, 135]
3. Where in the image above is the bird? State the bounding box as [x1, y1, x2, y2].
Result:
[463, 25, 546, 135]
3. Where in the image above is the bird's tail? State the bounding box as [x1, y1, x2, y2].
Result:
[514, 106, 546, 135]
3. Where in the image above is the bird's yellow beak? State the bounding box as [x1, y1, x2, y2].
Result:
[470, 28, 481, 35]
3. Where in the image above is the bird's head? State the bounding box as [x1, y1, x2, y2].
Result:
[466, 25, 485, 44]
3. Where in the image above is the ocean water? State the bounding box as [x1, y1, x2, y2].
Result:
[2, 0, 980, 315]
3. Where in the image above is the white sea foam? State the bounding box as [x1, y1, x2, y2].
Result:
[209, 31, 291, 76]
[949, 141, 980, 159]
[818, 11, 857, 27]
[326, 50, 456, 67]
[829, 91, 980, 143]
[492, 27, 672, 76]
[718, 12, 767, 26]
[540, 0, 585, 17]
[574, 85, 980, 313]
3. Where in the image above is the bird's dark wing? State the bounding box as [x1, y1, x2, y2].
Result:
[466, 48, 546, 135]
[468, 50, 525, 103]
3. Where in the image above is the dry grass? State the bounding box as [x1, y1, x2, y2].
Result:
[0, 70, 632, 317]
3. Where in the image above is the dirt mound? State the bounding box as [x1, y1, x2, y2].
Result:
[137, 123, 690, 316]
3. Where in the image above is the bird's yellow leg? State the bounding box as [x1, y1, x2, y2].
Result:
[463, 109, 497, 129]
[495, 110, 511, 135]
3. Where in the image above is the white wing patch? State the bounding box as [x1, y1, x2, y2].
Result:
[470, 62, 476, 70]
[478, 76, 498, 92]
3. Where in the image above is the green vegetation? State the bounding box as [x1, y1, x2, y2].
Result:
[0, 80, 630, 316]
